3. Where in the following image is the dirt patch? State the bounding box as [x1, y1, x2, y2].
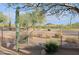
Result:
[55, 48, 79, 55]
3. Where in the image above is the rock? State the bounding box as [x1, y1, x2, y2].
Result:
[41, 49, 46, 55]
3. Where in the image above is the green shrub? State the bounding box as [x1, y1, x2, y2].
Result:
[54, 33, 61, 38]
[44, 42, 59, 54]
[48, 29, 51, 31]
[46, 35, 51, 38]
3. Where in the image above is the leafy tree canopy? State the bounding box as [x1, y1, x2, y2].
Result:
[0, 12, 8, 23]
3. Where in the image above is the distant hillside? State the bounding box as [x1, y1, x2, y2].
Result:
[66, 22, 79, 28]
[72, 22, 79, 26]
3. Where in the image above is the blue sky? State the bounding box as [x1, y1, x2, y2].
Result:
[0, 4, 79, 25]
[46, 15, 79, 25]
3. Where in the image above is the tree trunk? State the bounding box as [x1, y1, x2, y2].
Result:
[9, 20, 11, 30]
[0, 27, 3, 46]
[9, 7, 11, 31]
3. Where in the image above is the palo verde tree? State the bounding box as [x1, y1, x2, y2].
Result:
[32, 9, 45, 29]
[19, 13, 32, 44]
[19, 7, 45, 30]
[0, 12, 8, 23]
[19, 9, 45, 44]
[31, 3, 79, 23]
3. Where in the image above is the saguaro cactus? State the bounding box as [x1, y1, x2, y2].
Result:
[15, 6, 20, 52]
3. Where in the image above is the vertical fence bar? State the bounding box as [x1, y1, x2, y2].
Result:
[78, 32, 79, 40]
[60, 35, 63, 48]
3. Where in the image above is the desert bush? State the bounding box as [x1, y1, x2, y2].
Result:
[37, 33, 42, 37]
[19, 36, 29, 43]
[65, 37, 77, 44]
[54, 33, 61, 38]
[44, 42, 59, 54]
[46, 34, 51, 38]
[48, 29, 51, 31]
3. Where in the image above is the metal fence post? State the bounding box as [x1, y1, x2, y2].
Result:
[78, 32, 79, 40]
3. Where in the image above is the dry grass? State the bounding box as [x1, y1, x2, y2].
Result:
[64, 36, 79, 44]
